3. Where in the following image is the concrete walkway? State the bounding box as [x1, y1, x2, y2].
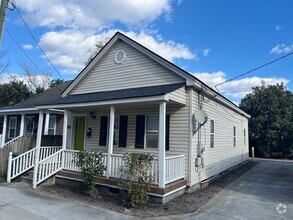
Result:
[0, 182, 133, 220]
[0, 159, 292, 220]
[164, 159, 293, 220]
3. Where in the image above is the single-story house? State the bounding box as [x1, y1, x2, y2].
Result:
[0, 32, 250, 203]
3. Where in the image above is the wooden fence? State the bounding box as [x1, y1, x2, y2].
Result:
[0, 135, 36, 177]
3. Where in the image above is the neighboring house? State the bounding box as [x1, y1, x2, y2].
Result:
[0, 32, 250, 203]
[0, 81, 71, 147]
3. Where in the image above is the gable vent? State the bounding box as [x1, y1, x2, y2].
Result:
[115, 50, 126, 64]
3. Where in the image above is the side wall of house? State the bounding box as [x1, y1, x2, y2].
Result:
[190, 89, 249, 184]
[69, 39, 185, 95]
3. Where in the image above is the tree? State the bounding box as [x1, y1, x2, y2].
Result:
[85, 38, 109, 66]
[18, 60, 52, 93]
[239, 83, 293, 159]
[50, 79, 64, 88]
[0, 79, 32, 108]
[0, 79, 32, 133]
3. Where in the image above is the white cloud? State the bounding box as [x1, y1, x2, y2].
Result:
[192, 71, 290, 100]
[22, 44, 34, 50]
[275, 24, 285, 31]
[270, 44, 293, 54]
[17, 0, 172, 30]
[0, 73, 52, 91]
[39, 30, 196, 74]
[202, 49, 210, 57]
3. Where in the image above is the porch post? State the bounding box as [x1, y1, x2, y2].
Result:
[107, 105, 115, 178]
[159, 101, 166, 188]
[19, 114, 25, 136]
[32, 110, 44, 189]
[44, 113, 50, 135]
[61, 110, 68, 169]
[62, 110, 68, 150]
[1, 114, 7, 146]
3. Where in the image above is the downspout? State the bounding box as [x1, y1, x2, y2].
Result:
[197, 92, 202, 181]
[188, 88, 193, 186]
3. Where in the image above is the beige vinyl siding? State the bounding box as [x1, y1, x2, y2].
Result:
[169, 86, 186, 105]
[196, 92, 249, 181]
[69, 40, 185, 95]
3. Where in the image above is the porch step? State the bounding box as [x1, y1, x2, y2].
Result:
[21, 170, 56, 186]
[21, 175, 33, 184]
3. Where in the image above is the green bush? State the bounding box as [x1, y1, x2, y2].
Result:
[119, 152, 154, 207]
[74, 150, 106, 198]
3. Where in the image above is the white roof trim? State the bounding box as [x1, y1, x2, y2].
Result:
[0, 108, 38, 114]
[37, 95, 169, 110]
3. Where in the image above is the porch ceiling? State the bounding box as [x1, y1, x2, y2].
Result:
[37, 83, 185, 109]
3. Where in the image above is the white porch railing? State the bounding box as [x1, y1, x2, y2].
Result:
[7, 148, 37, 182]
[1, 135, 22, 149]
[62, 150, 183, 185]
[165, 155, 185, 184]
[35, 149, 63, 185]
[7, 146, 62, 182]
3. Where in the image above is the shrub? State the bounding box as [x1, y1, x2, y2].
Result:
[74, 150, 106, 198]
[119, 152, 154, 207]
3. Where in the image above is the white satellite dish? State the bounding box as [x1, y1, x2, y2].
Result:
[193, 110, 208, 125]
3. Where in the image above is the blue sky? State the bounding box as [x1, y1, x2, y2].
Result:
[1, 0, 292, 103]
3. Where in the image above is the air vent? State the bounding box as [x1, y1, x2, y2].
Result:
[115, 50, 126, 64]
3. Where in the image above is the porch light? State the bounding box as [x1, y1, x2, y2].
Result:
[90, 110, 96, 119]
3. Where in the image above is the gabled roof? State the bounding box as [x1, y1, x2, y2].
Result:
[38, 83, 184, 107]
[61, 31, 249, 118]
[0, 81, 72, 112]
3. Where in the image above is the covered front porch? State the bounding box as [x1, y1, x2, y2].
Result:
[7, 84, 188, 191]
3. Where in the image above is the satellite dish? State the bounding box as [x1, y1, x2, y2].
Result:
[193, 110, 208, 125]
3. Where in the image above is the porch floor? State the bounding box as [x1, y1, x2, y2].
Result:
[56, 170, 187, 196]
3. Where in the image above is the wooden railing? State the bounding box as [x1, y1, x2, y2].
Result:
[165, 155, 185, 184]
[7, 148, 37, 182]
[40, 146, 62, 160]
[35, 149, 63, 185]
[1, 135, 35, 177]
[7, 146, 61, 182]
[62, 150, 183, 185]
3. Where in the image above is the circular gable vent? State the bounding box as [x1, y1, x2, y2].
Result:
[115, 50, 126, 64]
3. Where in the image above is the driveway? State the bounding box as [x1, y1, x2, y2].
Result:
[173, 159, 293, 220]
[0, 159, 292, 220]
[0, 182, 133, 220]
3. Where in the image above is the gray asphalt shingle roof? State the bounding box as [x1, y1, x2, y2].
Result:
[39, 83, 185, 106]
[0, 81, 72, 110]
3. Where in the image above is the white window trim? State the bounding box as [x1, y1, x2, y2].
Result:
[48, 115, 57, 135]
[8, 116, 17, 139]
[107, 116, 120, 147]
[210, 120, 215, 149]
[144, 115, 159, 149]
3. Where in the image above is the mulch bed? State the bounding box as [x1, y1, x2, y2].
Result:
[38, 161, 256, 218]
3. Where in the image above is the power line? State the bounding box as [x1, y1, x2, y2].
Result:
[14, 6, 64, 80]
[215, 51, 293, 89]
[5, 27, 46, 75]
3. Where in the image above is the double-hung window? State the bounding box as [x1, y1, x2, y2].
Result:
[8, 117, 17, 139]
[112, 117, 119, 146]
[210, 120, 215, 148]
[145, 116, 159, 148]
[25, 115, 37, 135]
[48, 115, 57, 135]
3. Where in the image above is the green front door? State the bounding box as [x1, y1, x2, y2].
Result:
[74, 117, 85, 150]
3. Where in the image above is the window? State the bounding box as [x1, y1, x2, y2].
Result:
[8, 117, 17, 139]
[210, 120, 214, 148]
[145, 116, 159, 148]
[48, 115, 57, 135]
[108, 117, 119, 146]
[244, 129, 246, 146]
[25, 115, 37, 135]
[233, 127, 236, 147]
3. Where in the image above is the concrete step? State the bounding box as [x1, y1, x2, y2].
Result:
[21, 175, 33, 184]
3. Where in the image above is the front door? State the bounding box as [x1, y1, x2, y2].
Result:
[74, 117, 85, 150]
